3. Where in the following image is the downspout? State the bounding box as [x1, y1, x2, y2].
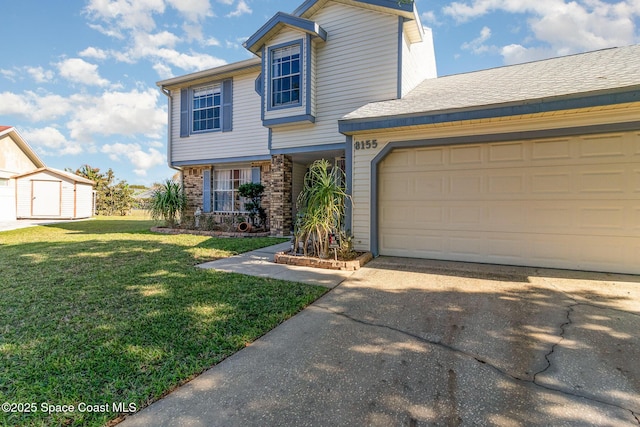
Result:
[159, 86, 184, 187]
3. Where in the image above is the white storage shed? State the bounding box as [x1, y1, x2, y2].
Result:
[14, 168, 95, 219]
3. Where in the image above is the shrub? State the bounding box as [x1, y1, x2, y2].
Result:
[294, 159, 350, 258]
[148, 180, 187, 227]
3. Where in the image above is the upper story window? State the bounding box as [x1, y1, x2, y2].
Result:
[180, 79, 232, 138]
[271, 44, 301, 108]
[192, 85, 221, 132]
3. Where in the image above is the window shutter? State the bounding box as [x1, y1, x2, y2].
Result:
[180, 89, 189, 137]
[254, 73, 263, 95]
[251, 167, 261, 183]
[222, 79, 233, 132]
[203, 169, 211, 213]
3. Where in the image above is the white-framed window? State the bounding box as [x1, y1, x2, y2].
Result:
[192, 85, 221, 132]
[0, 178, 9, 187]
[214, 168, 252, 212]
[270, 43, 301, 107]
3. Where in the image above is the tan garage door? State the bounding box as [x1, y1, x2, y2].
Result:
[378, 132, 640, 274]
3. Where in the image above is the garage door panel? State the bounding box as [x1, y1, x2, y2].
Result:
[488, 142, 526, 163]
[450, 145, 483, 164]
[379, 133, 640, 274]
[579, 133, 626, 158]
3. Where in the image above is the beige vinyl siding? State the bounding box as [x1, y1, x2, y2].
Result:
[271, 2, 398, 150]
[171, 72, 268, 163]
[292, 162, 307, 221]
[350, 105, 640, 254]
[0, 134, 39, 175]
[263, 29, 309, 122]
[401, 26, 437, 97]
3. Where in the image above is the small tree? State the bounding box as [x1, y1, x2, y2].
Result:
[295, 160, 350, 258]
[238, 183, 266, 227]
[148, 180, 186, 227]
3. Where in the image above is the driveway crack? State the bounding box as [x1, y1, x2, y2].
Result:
[315, 303, 639, 420]
[532, 302, 576, 382]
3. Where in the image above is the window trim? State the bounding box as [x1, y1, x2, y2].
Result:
[191, 84, 222, 134]
[180, 78, 233, 138]
[213, 167, 252, 213]
[267, 39, 303, 112]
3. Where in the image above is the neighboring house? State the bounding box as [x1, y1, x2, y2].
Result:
[158, 0, 640, 275]
[0, 126, 45, 220]
[0, 126, 95, 221]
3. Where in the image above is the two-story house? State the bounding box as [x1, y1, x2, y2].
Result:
[158, 0, 640, 275]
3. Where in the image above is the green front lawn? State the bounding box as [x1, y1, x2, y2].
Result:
[0, 217, 326, 426]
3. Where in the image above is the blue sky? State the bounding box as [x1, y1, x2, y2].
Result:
[1, 0, 639, 186]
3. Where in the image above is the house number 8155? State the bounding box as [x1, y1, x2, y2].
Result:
[354, 139, 378, 150]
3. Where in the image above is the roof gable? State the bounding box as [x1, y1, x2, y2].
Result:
[0, 126, 46, 170]
[293, 0, 414, 19]
[13, 167, 95, 185]
[244, 12, 327, 56]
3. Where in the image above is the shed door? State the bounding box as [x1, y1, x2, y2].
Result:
[32, 180, 61, 217]
[378, 132, 640, 275]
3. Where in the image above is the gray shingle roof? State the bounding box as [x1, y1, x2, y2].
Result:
[343, 44, 640, 122]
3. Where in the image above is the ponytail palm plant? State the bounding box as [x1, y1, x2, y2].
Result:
[295, 159, 350, 258]
[148, 179, 187, 227]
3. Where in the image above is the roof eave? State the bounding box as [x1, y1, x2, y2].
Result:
[294, 0, 415, 19]
[243, 11, 327, 56]
[339, 87, 640, 134]
[156, 58, 261, 90]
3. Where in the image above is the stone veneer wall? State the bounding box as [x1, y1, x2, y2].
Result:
[269, 154, 293, 237]
[181, 162, 274, 229]
[182, 166, 207, 218]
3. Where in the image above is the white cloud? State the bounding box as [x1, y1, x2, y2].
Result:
[79, 47, 109, 60]
[166, 0, 213, 22]
[57, 58, 110, 86]
[0, 69, 18, 82]
[0, 91, 73, 121]
[217, 0, 234, 4]
[227, 0, 252, 17]
[153, 62, 174, 79]
[84, 0, 165, 32]
[421, 11, 438, 25]
[101, 142, 165, 176]
[67, 88, 166, 142]
[444, 0, 640, 64]
[25, 66, 54, 83]
[461, 26, 493, 54]
[22, 127, 83, 156]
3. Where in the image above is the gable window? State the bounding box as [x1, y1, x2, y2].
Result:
[192, 85, 221, 132]
[271, 43, 301, 107]
[214, 168, 251, 212]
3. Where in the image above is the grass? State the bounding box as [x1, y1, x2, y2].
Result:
[0, 216, 327, 426]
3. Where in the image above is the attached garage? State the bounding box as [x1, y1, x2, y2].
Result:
[14, 168, 95, 220]
[376, 131, 640, 274]
[340, 45, 640, 275]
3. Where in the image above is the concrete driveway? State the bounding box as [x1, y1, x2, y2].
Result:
[121, 256, 640, 426]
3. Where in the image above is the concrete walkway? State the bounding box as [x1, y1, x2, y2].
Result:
[197, 242, 353, 288]
[120, 252, 640, 426]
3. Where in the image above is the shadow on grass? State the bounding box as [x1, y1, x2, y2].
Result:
[0, 229, 324, 427]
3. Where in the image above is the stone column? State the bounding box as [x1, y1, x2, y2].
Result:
[269, 154, 293, 237]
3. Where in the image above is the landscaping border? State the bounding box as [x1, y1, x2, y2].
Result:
[274, 251, 373, 271]
[151, 226, 271, 238]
